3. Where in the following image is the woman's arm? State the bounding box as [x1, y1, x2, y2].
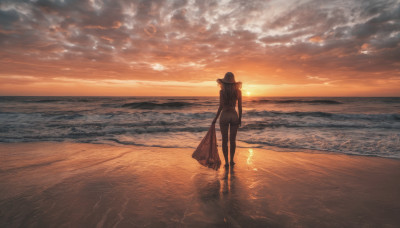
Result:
[212, 90, 223, 124]
[238, 90, 242, 126]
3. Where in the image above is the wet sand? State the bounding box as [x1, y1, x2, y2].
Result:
[1, 142, 399, 227]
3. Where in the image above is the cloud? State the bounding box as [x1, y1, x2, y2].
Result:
[0, 0, 399, 95]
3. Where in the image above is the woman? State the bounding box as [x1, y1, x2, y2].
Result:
[212, 72, 242, 168]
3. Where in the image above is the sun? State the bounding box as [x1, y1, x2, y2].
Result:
[246, 91, 251, 96]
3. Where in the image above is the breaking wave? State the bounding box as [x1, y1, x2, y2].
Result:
[254, 99, 342, 104]
[246, 110, 400, 121]
[122, 102, 193, 109]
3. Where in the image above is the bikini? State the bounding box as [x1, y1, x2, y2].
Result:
[219, 90, 240, 126]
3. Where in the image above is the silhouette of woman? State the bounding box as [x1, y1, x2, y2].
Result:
[212, 72, 242, 168]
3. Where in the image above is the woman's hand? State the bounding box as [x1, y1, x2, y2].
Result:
[238, 118, 242, 127]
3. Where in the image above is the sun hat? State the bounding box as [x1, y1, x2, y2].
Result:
[217, 72, 237, 84]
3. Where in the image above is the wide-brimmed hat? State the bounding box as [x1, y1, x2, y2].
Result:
[217, 72, 237, 84]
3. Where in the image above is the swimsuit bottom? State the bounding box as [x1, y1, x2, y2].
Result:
[220, 109, 239, 126]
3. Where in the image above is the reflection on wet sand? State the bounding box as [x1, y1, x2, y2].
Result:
[1, 143, 400, 227]
[219, 166, 242, 227]
[220, 166, 232, 195]
[191, 166, 243, 227]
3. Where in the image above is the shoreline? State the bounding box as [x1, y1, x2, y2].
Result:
[1, 142, 399, 227]
[2, 141, 399, 161]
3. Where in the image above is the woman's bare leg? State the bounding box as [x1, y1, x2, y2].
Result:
[229, 124, 239, 164]
[220, 123, 229, 165]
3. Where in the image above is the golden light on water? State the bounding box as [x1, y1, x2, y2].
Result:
[247, 149, 257, 171]
[247, 149, 254, 165]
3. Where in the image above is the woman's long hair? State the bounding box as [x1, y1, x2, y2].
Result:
[217, 81, 242, 107]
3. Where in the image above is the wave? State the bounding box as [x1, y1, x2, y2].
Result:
[246, 110, 400, 121]
[122, 102, 193, 109]
[0, 97, 122, 104]
[55, 114, 84, 120]
[241, 121, 400, 130]
[253, 99, 342, 104]
[239, 139, 400, 159]
[100, 138, 193, 148]
[3, 120, 398, 144]
[377, 97, 400, 103]
[167, 98, 200, 101]
[247, 110, 333, 118]
[27, 99, 63, 103]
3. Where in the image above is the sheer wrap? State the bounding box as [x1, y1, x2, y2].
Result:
[192, 124, 221, 170]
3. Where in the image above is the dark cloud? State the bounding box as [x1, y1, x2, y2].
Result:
[0, 0, 399, 89]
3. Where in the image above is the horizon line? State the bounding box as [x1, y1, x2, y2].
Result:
[1, 95, 399, 98]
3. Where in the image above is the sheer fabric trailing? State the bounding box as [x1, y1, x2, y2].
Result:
[192, 124, 221, 170]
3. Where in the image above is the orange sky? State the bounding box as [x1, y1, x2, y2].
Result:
[0, 0, 399, 96]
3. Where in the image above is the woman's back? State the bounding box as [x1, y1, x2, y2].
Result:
[220, 89, 240, 110]
[219, 80, 241, 110]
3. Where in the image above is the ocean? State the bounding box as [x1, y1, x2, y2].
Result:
[0, 96, 399, 159]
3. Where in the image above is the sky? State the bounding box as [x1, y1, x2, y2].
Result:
[0, 0, 399, 96]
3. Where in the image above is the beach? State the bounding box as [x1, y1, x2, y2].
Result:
[1, 142, 399, 227]
[2, 0, 400, 226]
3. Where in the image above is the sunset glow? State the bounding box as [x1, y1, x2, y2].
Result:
[1, 0, 399, 96]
